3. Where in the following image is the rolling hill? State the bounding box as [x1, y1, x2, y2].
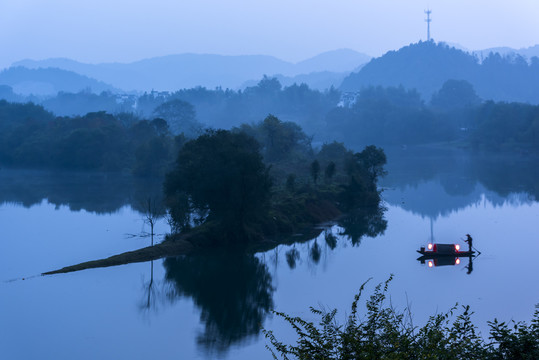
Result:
[12, 50, 371, 92]
[340, 41, 539, 104]
[0, 67, 115, 96]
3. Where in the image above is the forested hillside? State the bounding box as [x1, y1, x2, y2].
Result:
[341, 41, 539, 104]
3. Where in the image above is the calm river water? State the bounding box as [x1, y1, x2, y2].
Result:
[1, 148, 538, 359]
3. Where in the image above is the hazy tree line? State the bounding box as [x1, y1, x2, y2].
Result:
[471, 101, 539, 150]
[0, 100, 183, 175]
[0, 75, 340, 134]
[328, 80, 539, 151]
[136, 76, 340, 133]
[0, 99, 380, 182]
[1, 76, 539, 176]
[3, 42, 539, 153]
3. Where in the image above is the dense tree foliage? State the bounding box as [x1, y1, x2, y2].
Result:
[356, 145, 388, 182]
[324, 161, 336, 183]
[0, 101, 181, 174]
[337, 145, 386, 211]
[471, 101, 539, 150]
[160, 115, 388, 245]
[237, 114, 312, 162]
[164, 130, 272, 240]
[310, 160, 320, 184]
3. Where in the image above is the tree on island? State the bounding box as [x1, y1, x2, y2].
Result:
[164, 130, 272, 243]
[238, 114, 311, 162]
[310, 160, 320, 184]
[324, 161, 336, 183]
[356, 145, 387, 183]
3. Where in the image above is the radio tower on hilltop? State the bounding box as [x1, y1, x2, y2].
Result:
[425, 9, 432, 41]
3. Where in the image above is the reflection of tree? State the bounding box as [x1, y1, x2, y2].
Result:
[338, 205, 387, 246]
[324, 231, 337, 250]
[473, 154, 539, 201]
[139, 260, 159, 313]
[139, 197, 165, 246]
[163, 252, 274, 354]
[381, 147, 539, 219]
[381, 146, 462, 191]
[0, 169, 164, 214]
[280, 205, 388, 270]
[439, 174, 476, 197]
[285, 248, 300, 269]
[309, 240, 321, 263]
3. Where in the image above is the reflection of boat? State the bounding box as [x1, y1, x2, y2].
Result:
[419, 256, 463, 267]
[416, 243, 476, 273]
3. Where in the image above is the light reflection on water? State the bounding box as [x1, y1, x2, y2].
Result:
[1, 153, 539, 359]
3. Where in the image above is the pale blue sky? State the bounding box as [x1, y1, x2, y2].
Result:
[1, 0, 538, 68]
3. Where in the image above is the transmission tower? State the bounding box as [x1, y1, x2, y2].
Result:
[424, 9, 432, 41]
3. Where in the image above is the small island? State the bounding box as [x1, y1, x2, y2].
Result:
[44, 115, 387, 275]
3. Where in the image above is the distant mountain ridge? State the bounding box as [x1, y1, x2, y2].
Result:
[293, 49, 370, 74]
[6, 43, 539, 102]
[0, 67, 115, 96]
[341, 41, 539, 104]
[12, 50, 371, 92]
[474, 44, 539, 61]
[241, 70, 363, 91]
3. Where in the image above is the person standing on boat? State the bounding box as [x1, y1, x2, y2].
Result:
[465, 234, 473, 252]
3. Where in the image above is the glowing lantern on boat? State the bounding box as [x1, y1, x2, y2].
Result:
[428, 261, 433, 268]
[455, 244, 460, 251]
[427, 243, 433, 250]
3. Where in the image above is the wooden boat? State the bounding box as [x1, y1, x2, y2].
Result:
[417, 251, 474, 261]
[416, 243, 475, 259]
[417, 249, 475, 257]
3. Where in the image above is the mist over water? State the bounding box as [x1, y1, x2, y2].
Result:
[1, 149, 537, 359]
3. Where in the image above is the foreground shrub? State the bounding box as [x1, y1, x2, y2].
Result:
[264, 276, 539, 359]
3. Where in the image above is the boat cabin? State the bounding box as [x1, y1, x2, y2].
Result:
[420, 243, 461, 254]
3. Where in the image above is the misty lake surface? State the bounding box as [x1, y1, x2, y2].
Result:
[1, 147, 538, 359]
